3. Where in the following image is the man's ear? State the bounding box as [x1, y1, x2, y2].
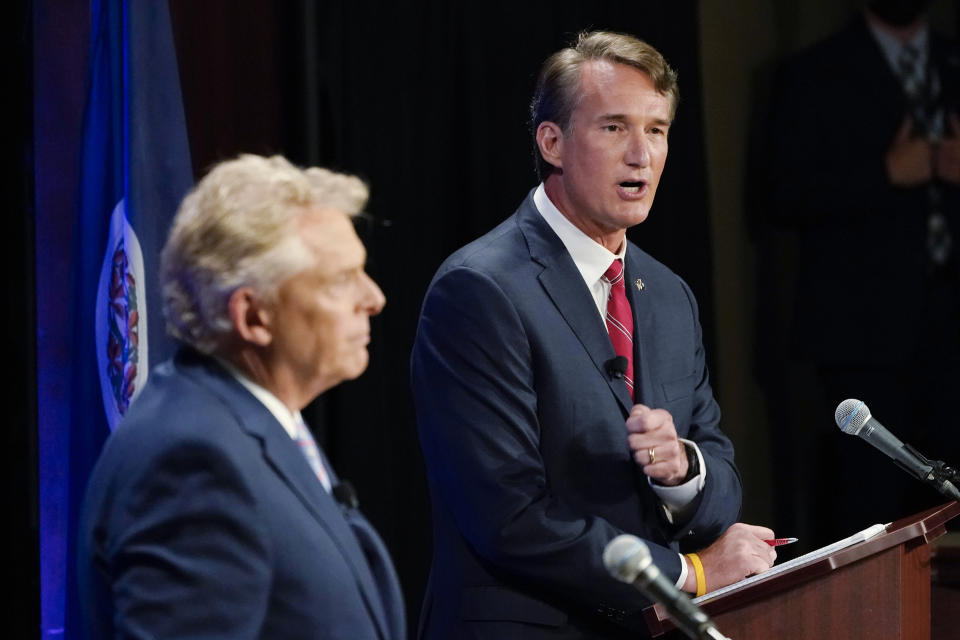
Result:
[228, 286, 273, 346]
[535, 121, 564, 171]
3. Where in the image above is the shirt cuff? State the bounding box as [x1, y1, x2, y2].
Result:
[675, 552, 689, 589]
[650, 439, 706, 522]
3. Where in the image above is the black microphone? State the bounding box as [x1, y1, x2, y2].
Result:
[835, 399, 960, 500]
[333, 480, 360, 509]
[603, 535, 729, 640]
[605, 355, 628, 379]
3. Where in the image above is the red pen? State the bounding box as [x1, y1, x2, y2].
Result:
[765, 537, 798, 547]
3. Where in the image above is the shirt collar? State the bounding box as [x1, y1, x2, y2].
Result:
[533, 183, 626, 286]
[868, 18, 929, 74]
[216, 357, 302, 440]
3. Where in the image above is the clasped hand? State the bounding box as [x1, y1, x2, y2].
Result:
[886, 114, 960, 186]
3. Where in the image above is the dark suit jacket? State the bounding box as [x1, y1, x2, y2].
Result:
[78, 348, 405, 640]
[768, 16, 960, 365]
[411, 192, 741, 639]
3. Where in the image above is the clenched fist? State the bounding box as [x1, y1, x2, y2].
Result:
[625, 404, 688, 486]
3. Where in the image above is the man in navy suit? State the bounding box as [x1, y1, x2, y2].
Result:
[763, 0, 960, 545]
[78, 154, 404, 640]
[412, 31, 776, 639]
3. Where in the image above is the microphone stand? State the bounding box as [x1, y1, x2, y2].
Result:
[904, 444, 960, 501]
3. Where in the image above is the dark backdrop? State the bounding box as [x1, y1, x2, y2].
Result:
[28, 1, 713, 636]
[13, 0, 38, 638]
[170, 1, 714, 634]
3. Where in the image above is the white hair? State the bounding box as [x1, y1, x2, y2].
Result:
[161, 154, 368, 353]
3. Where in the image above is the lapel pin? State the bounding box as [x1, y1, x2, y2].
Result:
[635, 278, 644, 291]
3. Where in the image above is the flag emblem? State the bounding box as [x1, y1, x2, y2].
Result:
[95, 199, 149, 429]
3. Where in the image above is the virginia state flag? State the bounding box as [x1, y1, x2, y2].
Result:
[78, 0, 192, 430]
[46, 0, 192, 636]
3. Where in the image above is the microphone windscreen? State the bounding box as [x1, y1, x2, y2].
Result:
[603, 534, 650, 583]
[333, 481, 360, 509]
[835, 399, 870, 435]
[605, 356, 628, 377]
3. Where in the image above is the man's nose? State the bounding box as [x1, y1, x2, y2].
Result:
[361, 271, 386, 315]
[625, 133, 651, 168]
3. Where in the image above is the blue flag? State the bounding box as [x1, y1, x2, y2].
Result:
[41, 0, 192, 635]
[80, 0, 192, 428]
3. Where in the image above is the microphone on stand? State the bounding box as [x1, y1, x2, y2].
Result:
[834, 399, 960, 501]
[603, 535, 729, 640]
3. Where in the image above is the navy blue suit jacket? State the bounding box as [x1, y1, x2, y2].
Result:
[768, 16, 960, 365]
[78, 348, 405, 640]
[411, 192, 741, 639]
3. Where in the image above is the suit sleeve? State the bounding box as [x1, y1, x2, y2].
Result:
[97, 434, 273, 639]
[667, 278, 742, 550]
[414, 265, 692, 623]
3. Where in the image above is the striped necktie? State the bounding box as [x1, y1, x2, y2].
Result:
[294, 416, 332, 492]
[896, 43, 952, 266]
[897, 43, 923, 102]
[602, 258, 635, 399]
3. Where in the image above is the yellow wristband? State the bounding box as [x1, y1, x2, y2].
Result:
[686, 553, 706, 597]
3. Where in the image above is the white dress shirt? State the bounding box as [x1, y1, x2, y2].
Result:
[217, 358, 333, 492]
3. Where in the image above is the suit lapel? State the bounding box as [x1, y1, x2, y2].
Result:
[177, 350, 394, 640]
[850, 18, 911, 122]
[624, 247, 655, 408]
[257, 431, 394, 640]
[516, 194, 633, 414]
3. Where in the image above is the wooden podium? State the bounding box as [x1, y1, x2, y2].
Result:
[643, 502, 960, 640]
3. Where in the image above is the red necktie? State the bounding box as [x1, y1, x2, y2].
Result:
[603, 258, 634, 399]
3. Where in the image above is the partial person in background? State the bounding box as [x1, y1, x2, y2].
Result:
[412, 31, 775, 640]
[78, 154, 404, 640]
[764, 0, 960, 545]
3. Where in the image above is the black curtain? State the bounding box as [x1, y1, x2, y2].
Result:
[171, 1, 711, 633]
[12, 0, 38, 637]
